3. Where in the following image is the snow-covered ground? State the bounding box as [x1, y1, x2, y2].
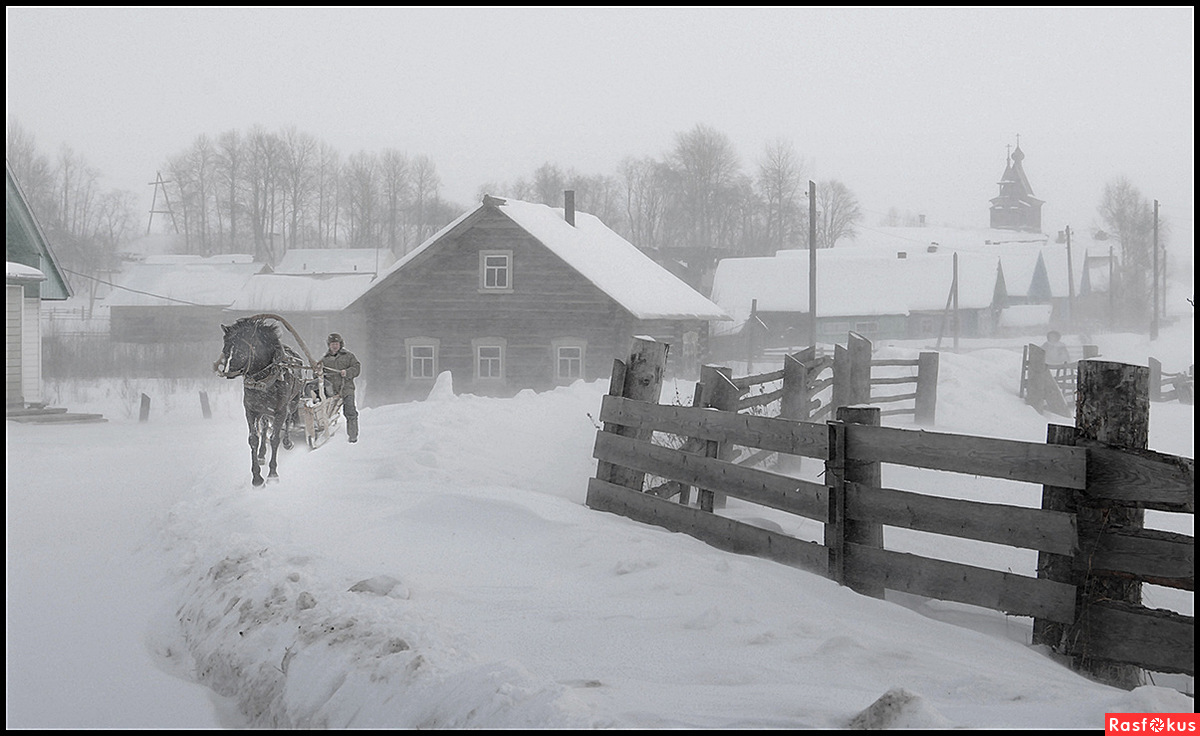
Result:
[6, 318, 1194, 729]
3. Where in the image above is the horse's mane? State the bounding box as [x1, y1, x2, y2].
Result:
[231, 317, 282, 350]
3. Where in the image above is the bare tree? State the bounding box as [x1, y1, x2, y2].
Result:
[280, 126, 319, 251]
[815, 179, 863, 248]
[756, 139, 807, 255]
[314, 141, 341, 248]
[341, 151, 381, 248]
[665, 123, 743, 256]
[618, 156, 668, 251]
[378, 150, 411, 254]
[245, 126, 287, 264]
[1097, 176, 1166, 322]
[409, 155, 441, 244]
[215, 129, 244, 253]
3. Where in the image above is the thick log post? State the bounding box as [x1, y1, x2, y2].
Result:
[826, 405, 884, 598]
[596, 338, 669, 492]
[1072, 360, 1149, 689]
[914, 351, 939, 425]
[139, 393, 151, 422]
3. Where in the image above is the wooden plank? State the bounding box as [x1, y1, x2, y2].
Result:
[1069, 600, 1194, 675]
[868, 391, 917, 404]
[1089, 527, 1194, 590]
[870, 375, 918, 386]
[1082, 442, 1194, 512]
[879, 408, 915, 418]
[844, 482, 1077, 555]
[593, 431, 828, 521]
[846, 543, 1078, 623]
[871, 359, 920, 367]
[585, 477, 829, 574]
[599, 394, 828, 458]
[733, 368, 784, 390]
[844, 423, 1087, 489]
[738, 387, 782, 411]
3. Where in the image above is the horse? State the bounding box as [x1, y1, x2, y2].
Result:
[214, 316, 306, 486]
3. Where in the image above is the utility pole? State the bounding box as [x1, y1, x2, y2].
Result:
[808, 180, 817, 348]
[147, 172, 180, 235]
[1151, 200, 1159, 340]
[1065, 225, 1075, 331]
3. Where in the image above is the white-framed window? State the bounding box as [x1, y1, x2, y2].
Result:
[552, 338, 586, 382]
[472, 337, 506, 381]
[479, 250, 513, 292]
[405, 337, 440, 381]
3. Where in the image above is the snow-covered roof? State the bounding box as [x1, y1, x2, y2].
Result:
[998, 303, 1053, 328]
[273, 249, 395, 276]
[103, 260, 264, 307]
[709, 248, 1001, 337]
[6, 260, 46, 283]
[227, 273, 377, 313]
[350, 197, 730, 322]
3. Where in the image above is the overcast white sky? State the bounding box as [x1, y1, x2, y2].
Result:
[5, 7, 1195, 238]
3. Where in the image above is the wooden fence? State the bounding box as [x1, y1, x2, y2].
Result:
[734, 332, 938, 426]
[587, 337, 1194, 690]
[1149, 357, 1195, 404]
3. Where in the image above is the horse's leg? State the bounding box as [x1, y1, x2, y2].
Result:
[247, 412, 264, 486]
[257, 417, 268, 460]
[267, 417, 282, 479]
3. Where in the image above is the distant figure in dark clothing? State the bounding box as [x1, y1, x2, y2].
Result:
[1041, 330, 1071, 368]
[320, 333, 361, 443]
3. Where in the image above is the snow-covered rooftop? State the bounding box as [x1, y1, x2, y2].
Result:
[103, 260, 264, 307]
[227, 273, 377, 313]
[273, 249, 395, 276]
[709, 248, 1002, 336]
[6, 260, 46, 283]
[351, 198, 730, 322]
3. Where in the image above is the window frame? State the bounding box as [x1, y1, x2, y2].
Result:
[551, 337, 587, 383]
[471, 337, 507, 382]
[404, 337, 440, 381]
[478, 250, 514, 293]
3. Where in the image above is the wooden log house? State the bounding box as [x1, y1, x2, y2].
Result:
[348, 193, 731, 404]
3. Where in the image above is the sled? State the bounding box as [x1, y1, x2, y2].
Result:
[298, 370, 344, 450]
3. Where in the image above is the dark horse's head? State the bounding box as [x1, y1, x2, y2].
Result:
[214, 317, 282, 379]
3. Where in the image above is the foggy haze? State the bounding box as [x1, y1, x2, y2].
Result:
[5, 7, 1194, 236]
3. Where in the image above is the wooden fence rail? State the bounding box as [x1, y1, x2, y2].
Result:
[588, 337, 1195, 691]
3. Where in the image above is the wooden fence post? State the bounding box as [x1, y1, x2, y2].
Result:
[139, 393, 151, 422]
[1072, 360, 1149, 689]
[847, 332, 872, 405]
[596, 338, 669, 492]
[1025, 344, 1046, 412]
[698, 364, 739, 511]
[1148, 357, 1162, 401]
[914, 351, 939, 425]
[1031, 423, 1079, 651]
[825, 405, 885, 598]
[199, 390, 212, 419]
[778, 352, 812, 476]
[833, 343, 848, 413]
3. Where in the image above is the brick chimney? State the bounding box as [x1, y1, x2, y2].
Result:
[564, 190, 575, 226]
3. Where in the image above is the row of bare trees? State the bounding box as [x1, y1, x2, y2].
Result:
[486, 125, 864, 266]
[6, 120, 139, 304]
[162, 126, 457, 265]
